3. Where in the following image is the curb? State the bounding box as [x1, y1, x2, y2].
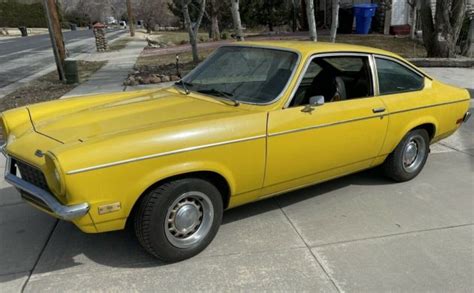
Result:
[408, 58, 474, 68]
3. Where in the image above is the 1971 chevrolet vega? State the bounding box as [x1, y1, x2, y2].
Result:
[1, 42, 471, 262]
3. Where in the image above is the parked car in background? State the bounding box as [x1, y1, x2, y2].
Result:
[1, 42, 470, 262]
[119, 21, 127, 29]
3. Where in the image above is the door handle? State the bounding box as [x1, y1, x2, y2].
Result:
[372, 107, 386, 113]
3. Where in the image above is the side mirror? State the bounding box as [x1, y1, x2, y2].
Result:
[309, 95, 325, 106]
[302, 96, 325, 113]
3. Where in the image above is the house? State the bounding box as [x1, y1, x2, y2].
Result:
[317, 0, 473, 35]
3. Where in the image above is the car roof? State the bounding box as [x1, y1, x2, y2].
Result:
[234, 40, 401, 59]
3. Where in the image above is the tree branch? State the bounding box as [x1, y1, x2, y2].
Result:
[193, 0, 207, 36]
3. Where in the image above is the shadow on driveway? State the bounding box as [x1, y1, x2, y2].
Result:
[0, 168, 395, 283]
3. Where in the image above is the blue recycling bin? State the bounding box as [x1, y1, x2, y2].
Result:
[353, 4, 377, 34]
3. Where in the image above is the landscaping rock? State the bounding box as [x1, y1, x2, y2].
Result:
[141, 76, 152, 84]
[150, 76, 162, 83]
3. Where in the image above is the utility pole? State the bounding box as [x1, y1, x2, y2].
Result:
[126, 0, 135, 37]
[44, 0, 66, 81]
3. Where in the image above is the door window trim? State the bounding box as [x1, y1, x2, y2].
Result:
[372, 54, 429, 96]
[284, 52, 376, 108]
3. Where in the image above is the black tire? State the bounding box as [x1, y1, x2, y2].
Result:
[134, 178, 223, 262]
[383, 129, 430, 182]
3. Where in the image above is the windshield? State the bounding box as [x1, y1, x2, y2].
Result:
[181, 46, 299, 104]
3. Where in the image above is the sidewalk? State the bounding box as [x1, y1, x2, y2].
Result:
[63, 39, 146, 98]
[0, 30, 125, 99]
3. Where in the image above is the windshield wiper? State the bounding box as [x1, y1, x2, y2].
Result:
[174, 80, 192, 95]
[197, 88, 240, 106]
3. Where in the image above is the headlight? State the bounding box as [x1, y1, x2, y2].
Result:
[44, 153, 66, 197]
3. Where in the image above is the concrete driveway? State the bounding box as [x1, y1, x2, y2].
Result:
[1, 96, 473, 291]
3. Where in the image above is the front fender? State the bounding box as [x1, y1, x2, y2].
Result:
[135, 160, 237, 207]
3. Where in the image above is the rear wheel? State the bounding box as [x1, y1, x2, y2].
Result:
[383, 129, 430, 182]
[134, 178, 223, 262]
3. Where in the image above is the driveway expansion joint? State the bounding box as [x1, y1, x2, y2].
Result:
[21, 219, 59, 293]
[310, 222, 474, 249]
[273, 198, 344, 293]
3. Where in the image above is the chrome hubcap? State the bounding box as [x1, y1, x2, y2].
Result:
[403, 141, 418, 166]
[172, 201, 202, 236]
[165, 191, 214, 248]
[402, 135, 426, 173]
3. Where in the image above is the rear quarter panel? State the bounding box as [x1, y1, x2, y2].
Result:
[379, 79, 470, 156]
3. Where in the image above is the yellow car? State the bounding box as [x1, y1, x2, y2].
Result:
[1, 42, 470, 262]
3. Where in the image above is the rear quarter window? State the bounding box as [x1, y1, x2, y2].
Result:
[376, 58, 424, 95]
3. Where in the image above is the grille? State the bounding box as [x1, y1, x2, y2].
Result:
[13, 159, 51, 192]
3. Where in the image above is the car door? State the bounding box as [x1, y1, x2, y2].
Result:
[264, 53, 388, 189]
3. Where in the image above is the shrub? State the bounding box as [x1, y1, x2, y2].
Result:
[0, 0, 47, 28]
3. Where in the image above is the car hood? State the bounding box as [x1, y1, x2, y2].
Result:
[29, 89, 240, 143]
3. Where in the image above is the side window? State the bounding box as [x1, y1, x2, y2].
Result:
[376, 58, 424, 95]
[290, 55, 373, 107]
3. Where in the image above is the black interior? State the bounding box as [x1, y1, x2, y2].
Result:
[290, 56, 373, 107]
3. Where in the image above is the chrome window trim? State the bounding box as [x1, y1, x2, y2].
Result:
[284, 52, 375, 109]
[67, 134, 266, 175]
[369, 54, 380, 96]
[180, 44, 302, 106]
[373, 54, 428, 79]
[373, 54, 427, 96]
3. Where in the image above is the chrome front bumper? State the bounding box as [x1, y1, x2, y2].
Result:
[464, 111, 471, 123]
[2, 147, 89, 221]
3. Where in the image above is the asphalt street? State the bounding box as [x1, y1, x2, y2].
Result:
[0, 29, 125, 89]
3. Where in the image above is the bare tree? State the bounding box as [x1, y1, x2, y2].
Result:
[419, 0, 467, 57]
[62, 0, 125, 25]
[305, 0, 317, 41]
[135, 0, 170, 33]
[181, 0, 207, 63]
[230, 0, 244, 41]
[329, 0, 339, 42]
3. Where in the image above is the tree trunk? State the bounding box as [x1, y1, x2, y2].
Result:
[410, 7, 417, 40]
[329, 0, 339, 42]
[305, 0, 317, 41]
[231, 0, 244, 41]
[209, 0, 220, 41]
[461, 17, 473, 57]
[126, 0, 135, 37]
[419, 0, 467, 57]
[211, 15, 220, 41]
[181, 0, 207, 63]
[291, 0, 299, 32]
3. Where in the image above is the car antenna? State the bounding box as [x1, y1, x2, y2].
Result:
[176, 54, 181, 78]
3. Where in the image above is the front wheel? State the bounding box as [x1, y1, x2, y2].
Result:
[383, 129, 430, 182]
[134, 178, 223, 262]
